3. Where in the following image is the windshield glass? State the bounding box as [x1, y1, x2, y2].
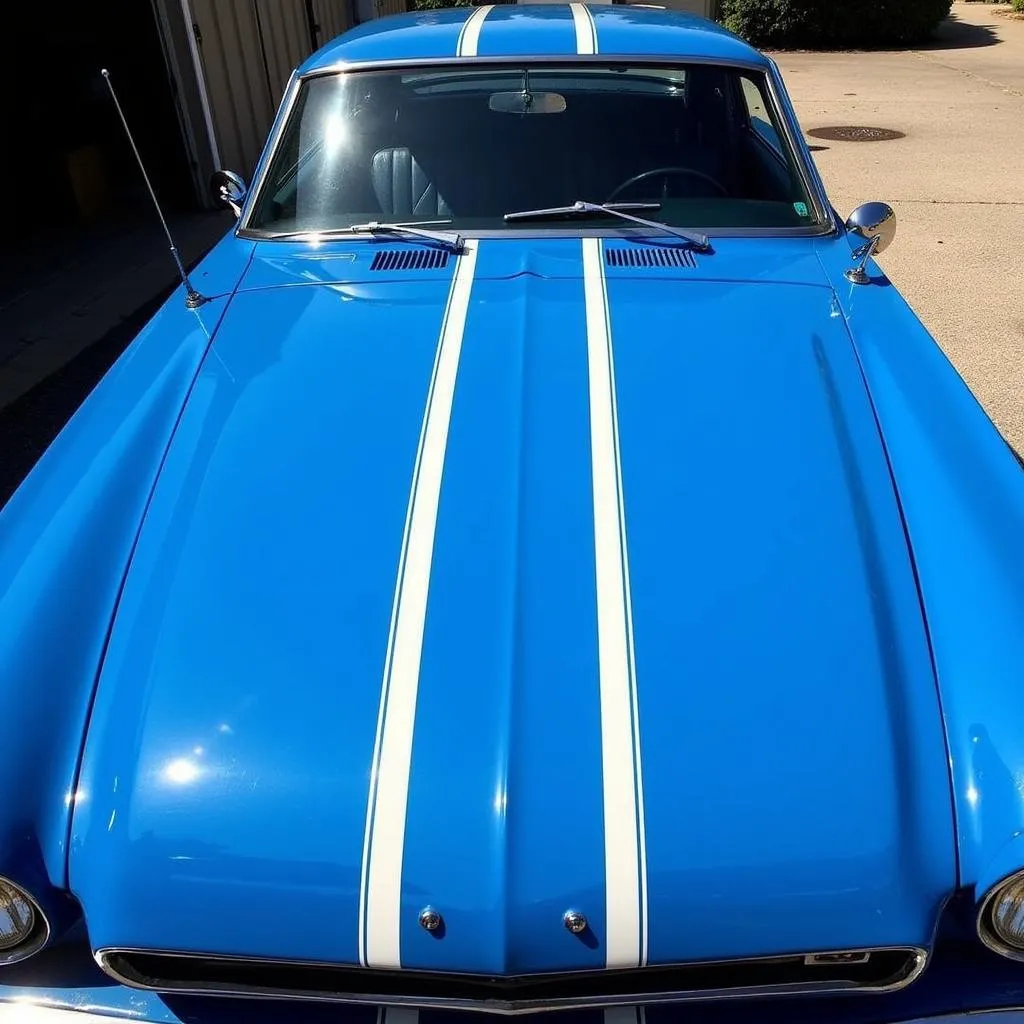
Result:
[247, 64, 820, 235]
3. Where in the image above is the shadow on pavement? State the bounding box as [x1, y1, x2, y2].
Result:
[920, 11, 1001, 49]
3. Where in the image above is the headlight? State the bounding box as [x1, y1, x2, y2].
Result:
[978, 870, 1024, 960]
[0, 877, 48, 964]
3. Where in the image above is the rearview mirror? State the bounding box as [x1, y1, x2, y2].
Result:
[210, 170, 248, 218]
[489, 91, 567, 115]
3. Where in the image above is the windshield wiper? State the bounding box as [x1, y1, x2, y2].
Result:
[347, 220, 464, 252]
[504, 200, 710, 252]
[266, 220, 464, 252]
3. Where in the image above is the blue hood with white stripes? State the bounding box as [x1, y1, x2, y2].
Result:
[68, 238, 954, 982]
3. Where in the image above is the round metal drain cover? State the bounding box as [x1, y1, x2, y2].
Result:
[807, 126, 906, 143]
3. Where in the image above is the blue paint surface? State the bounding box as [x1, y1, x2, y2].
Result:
[474, 4, 579, 57]
[0, 228, 250, 930]
[603, 262, 954, 958]
[815, 233, 1024, 889]
[70, 276, 456, 962]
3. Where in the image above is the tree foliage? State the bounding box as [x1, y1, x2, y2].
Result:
[720, 0, 953, 47]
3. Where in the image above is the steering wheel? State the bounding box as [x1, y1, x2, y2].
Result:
[607, 166, 728, 202]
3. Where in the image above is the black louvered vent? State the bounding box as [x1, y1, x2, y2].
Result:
[605, 246, 697, 269]
[370, 249, 450, 271]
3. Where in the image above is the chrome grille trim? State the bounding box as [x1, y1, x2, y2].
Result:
[96, 946, 928, 1014]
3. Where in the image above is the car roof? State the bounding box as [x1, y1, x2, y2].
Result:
[299, 4, 769, 73]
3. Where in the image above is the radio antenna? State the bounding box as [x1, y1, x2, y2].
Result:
[101, 69, 207, 309]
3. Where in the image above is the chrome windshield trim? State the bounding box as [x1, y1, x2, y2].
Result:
[95, 946, 927, 1015]
[238, 224, 831, 242]
[239, 56, 835, 240]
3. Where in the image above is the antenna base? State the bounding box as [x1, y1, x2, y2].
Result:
[184, 290, 208, 310]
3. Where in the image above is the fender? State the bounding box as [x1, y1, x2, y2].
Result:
[0, 231, 253, 936]
[816, 234, 1024, 889]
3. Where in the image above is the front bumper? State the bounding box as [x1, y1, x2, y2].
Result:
[3, 942, 1024, 1024]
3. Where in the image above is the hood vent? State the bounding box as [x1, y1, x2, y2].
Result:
[99, 947, 925, 1015]
[371, 249, 450, 271]
[605, 246, 697, 269]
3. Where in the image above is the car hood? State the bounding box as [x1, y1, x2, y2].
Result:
[70, 239, 955, 982]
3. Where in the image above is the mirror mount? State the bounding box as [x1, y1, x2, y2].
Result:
[844, 202, 896, 285]
[211, 170, 248, 218]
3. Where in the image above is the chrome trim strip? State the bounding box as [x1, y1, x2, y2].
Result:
[237, 73, 304, 232]
[238, 56, 835, 241]
[978, 872, 1024, 963]
[95, 946, 928, 1015]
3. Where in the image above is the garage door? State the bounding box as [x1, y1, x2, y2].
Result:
[187, 0, 361, 178]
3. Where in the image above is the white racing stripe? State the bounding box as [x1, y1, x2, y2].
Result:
[457, 4, 494, 56]
[570, 2, 598, 54]
[359, 243, 480, 968]
[583, 237, 648, 970]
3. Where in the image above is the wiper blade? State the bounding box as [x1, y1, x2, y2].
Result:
[265, 220, 464, 252]
[504, 200, 710, 252]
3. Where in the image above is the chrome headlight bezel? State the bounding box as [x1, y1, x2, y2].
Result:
[0, 875, 49, 966]
[977, 868, 1024, 962]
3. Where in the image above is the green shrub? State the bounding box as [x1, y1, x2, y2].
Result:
[1013, 0, 1024, 14]
[720, 0, 953, 47]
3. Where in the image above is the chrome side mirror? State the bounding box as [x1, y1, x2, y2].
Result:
[844, 202, 896, 284]
[211, 170, 248, 218]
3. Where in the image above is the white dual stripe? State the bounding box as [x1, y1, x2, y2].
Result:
[457, 4, 494, 56]
[359, 242, 480, 969]
[583, 237, 648, 970]
[570, 2, 598, 54]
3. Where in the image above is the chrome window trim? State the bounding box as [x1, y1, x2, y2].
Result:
[978, 871, 1024, 963]
[237, 56, 836, 240]
[95, 945, 927, 1015]
[238, 225, 833, 242]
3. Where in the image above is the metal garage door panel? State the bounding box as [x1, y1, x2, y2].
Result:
[189, 0, 275, 177]
[254, 0, 310, 99]
[311, 0, 355, 45]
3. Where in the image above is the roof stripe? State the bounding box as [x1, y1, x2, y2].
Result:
[457, 5, 494, 57]
[571, 3, 599, 54]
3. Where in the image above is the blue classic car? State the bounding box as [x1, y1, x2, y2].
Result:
[3, 4, 1024, 1023]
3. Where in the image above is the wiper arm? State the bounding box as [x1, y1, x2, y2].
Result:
[264, 220, 464, 252]
[504, 200, 710, 252]
[347, 220, 464, 252]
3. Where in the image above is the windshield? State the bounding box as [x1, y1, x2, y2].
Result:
[246, 64, 820, 235]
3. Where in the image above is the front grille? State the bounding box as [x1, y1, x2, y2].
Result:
[99, 947, 925, 1015]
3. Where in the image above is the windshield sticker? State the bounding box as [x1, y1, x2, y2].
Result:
[793, 202, 810, 217]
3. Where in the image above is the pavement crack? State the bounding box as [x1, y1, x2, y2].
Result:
[910, 49, 1024, 98]
[888, 199, 1024, 206]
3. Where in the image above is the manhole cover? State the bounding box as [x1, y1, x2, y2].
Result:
[807, 126, 906, 143]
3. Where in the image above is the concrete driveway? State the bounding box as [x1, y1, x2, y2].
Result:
[773, 2, 1024, 450]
